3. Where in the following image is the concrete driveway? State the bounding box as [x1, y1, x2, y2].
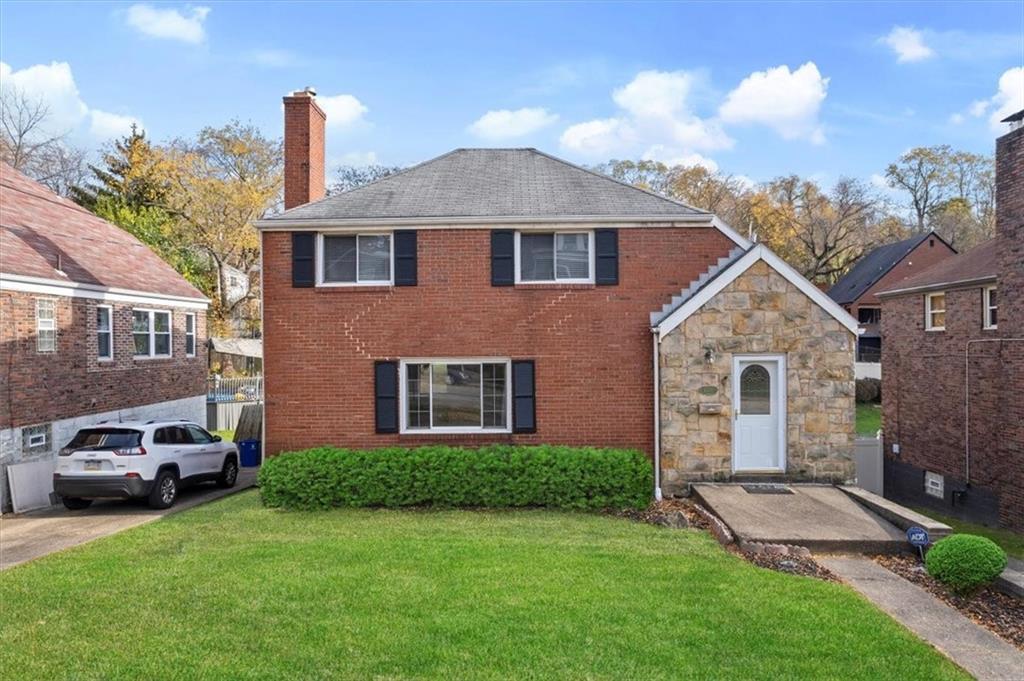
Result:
[0, 470, 257, 571]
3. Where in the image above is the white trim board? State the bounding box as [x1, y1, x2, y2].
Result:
[653, 243, 860, 340]
[0, 273, 209, 310]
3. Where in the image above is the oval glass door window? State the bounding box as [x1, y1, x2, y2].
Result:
[740, 364, 771, 415]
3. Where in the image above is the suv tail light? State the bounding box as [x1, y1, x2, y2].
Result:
[59, 447, 74, 456]
[113, 446, 147, 456]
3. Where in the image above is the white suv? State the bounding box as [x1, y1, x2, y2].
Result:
[54, 420, 240, 510]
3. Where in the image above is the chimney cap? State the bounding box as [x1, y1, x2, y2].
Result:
[291, 86, 317, 97]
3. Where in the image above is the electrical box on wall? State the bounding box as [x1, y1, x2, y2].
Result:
[892, 443, 900, 455]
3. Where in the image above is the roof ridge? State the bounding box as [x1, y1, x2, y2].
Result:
[526, 148, 711, 215]
[0, 175, 98, 219]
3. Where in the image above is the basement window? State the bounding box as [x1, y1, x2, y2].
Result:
[924, 471, 944, 499]
[925, 292, 945, 331]
[983, 286, 997, 329]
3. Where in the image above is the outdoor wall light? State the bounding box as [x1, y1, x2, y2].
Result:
[704, 347, 716, 365]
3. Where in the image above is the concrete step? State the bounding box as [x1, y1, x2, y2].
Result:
[996, 557, 1024, 599]
[839, 486, 953, 539]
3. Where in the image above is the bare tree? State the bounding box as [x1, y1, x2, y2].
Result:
[1, 87, 89, 196]
[885, 146, 952, 233]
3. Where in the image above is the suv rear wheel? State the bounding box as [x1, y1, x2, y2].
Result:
[217, 456, 239, 489]
[61, 497, 93, 510]
[148, 469, 178, 509]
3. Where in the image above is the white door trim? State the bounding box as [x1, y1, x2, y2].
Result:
[731, 354, 787, 473]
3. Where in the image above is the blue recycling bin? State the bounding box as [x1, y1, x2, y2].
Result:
[239, 439, 262, 468]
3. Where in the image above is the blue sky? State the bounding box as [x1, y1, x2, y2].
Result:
[1, 1, 1021, 187]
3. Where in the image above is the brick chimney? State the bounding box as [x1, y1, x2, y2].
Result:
[996, 110, 1023, 335]
[283, 87, 326, 210]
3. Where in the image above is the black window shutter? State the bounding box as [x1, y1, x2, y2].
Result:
[491, 230, 515, 286]
[292, 232, 315, 287]
[512, 360, 536, 433]
[394, 230, 417, 286]
[595, 229, 618, 285]
[374, 361, 399, 433]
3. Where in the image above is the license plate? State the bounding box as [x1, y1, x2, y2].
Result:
[84, 460, 102, 471]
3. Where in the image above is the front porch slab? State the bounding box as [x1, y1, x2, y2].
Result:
[692, 483, 908, 553]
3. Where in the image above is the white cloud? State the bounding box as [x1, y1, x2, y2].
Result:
[125, 4, 210, 44]
[317, 94, 368, 129]
[955, 68, 1024, 132]
[468, 108, 559, 140]
[0, 61, 142, 140]
[641, 145, 719, 172]
[89, 110, 143, 139]
[870, 173, 889, 190]
[880, 26, 935, 63]
[560, 70, 731, 166]
[968, 99, 989, 117]
[949, 112, 965, 125]
[719, 62, 829, 144]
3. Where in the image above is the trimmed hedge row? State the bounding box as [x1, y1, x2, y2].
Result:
[257, 445, 653, 511]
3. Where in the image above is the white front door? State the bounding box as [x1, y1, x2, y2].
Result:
[733, 356, 785, 472]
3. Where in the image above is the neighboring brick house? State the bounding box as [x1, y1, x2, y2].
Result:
[828, 232, 956, 363]
[0, 163, 209, 511]
[878, 112, 1024, 530]
[257, 90, 859, 498]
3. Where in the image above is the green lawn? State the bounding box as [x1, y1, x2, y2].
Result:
[856, 403, 882, 436]
[0, 492, 966, 680]
[912, 505, 1024, 560]
[211, 428, 235, 442]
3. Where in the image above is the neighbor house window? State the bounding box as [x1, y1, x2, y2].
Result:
[401, 359, 510, 433]
[983, 286, 997, 329]
[133, 309, 172, 358]
[516, 231, 593, 283]
[925, 292, 945, 331]
[36, 298, 56, 352]
[185, 313, 196, 357]
[318, 233, 392, 285]
[924, 471, 944, 499]
[97, 305, 113, 361]
[857, 307, 881, 325]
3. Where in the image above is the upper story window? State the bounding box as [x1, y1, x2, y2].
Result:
[97, 305, 113, 360]
[857, 307, 881, 325]
[318, 233, 392, 285]
[36, 298, 56, 353]
[983, 286, 997, 329]
[133, 309, 172, 358]
[185, 313, 197, 357]
[516, 231, 593, 283]
[401, 359, 510, 433]
[925, 292, 945, 331]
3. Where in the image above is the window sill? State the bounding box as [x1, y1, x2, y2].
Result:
[398, 432, 516, 443]
[315, 285, 393, 294]
[983, 325, 998, 331]
[514, 282, 596, 291]
[134, 355, 173, 361]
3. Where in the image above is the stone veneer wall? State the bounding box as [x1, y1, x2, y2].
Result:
[659, 260, 856, 494]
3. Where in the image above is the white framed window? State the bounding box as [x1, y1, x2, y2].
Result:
[983, 286, 997, 329]
[97, 305, 113, 361]
[23, 423, 51, 451]
[924, 471, 944, 499]
[317, 232, 393, 286]
[925, 292, 946, 331]
[515, 231, 594, 284]
[132, 309, 172, 358]
[399, 358, 511, 434]
[36, 298, 56, 353]
[185, 313, 197, 357]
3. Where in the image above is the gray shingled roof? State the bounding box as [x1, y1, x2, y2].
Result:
[262, 148, 708, 223]
[827, 233, 952, 305]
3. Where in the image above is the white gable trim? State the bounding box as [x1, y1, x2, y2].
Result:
[653, 244, 859, 340]
[0, 273, 210, 310]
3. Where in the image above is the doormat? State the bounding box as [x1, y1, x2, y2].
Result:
[741, 484, 794, 495]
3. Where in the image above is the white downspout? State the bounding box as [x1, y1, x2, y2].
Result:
[964, 338, 1022, 485]
[652, 328, 663, 501]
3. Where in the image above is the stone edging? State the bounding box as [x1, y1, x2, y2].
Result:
[693, 503, 734, 544]
[693, 503, 812, 557]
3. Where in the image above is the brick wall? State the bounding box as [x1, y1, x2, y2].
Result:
[881, 286, 1023, 529]
[283, 92, 326, 210]
[0, 292, 207, 430]
[262, 226, 734, 456]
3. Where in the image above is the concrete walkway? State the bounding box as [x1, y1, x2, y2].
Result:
[0, 470, 257, 571]
[821, 556, 1024, 681]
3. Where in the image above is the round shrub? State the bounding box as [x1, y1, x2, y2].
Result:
[855, 378, 881, 403]
[258, 445, 654, 512]
[924, 534, 1007, 594]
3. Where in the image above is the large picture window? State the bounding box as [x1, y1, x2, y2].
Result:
[401, 359, 510, 432]
[319, 233, 392, 285]
[516, 231, 593, 283]
[133, 309, 172, 358]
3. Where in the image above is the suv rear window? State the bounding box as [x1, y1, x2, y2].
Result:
[65, 428, 143, 450]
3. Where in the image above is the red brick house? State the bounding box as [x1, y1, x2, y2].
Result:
[0, 163, 209, 511]
[828, 232, 956, 363]
[257, 90, 859, 498]
[878, 112, 1024, 530]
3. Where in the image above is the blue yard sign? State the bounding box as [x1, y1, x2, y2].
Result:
[907, 526, 930, 560]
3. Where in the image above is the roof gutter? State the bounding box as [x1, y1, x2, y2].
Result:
[876, 275, 998, 298]
[254, 213, 714, 231]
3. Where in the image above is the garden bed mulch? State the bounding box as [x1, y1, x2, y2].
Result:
[875, 554, 1024, 649]
[613, 500, 838, 583]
